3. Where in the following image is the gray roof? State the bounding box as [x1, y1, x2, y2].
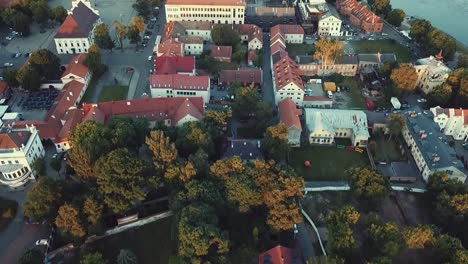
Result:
[71, 2, 99, 36]
[223, 139, 263, 161]
[404, 107, 464, 170]
[304, 109, 370, 139]
[365, 111, 389, 126]
[358, 53, 396, 64]
[338, 54, 358, 64]
[297, 55, 314, 64]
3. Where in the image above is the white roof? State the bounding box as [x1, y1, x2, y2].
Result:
[304, 109, 370, 138]
[0, 105, 8, 117]
[2, 112, 19, 120]
[417, 56, 451, 76]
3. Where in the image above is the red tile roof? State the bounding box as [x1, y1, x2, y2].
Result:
[0, 132, 31, 149]
[55, 16, 85, 38]
[62, 54, 89, 79]
[258, 245, 297, 264]
[55, 2, 99, 38]
[47, 80, 85, 121]
[0, 81, 8, 95]
[166, 0, 245, 6]
[304, 96, 333, 101]
[210, 45, 232, 59]
[278, 98, 302, 130]
[219, 69, 263, 86]
[233, 24, 263, 43]
[273, 57, 304, 91]
[82, 97, 204, 126]
[158, 39, 184, 57]
[55, 108, 84, 143]
[154, 56, 195, 75]
[0, 0, 12, 8]
[150, 74, 209, 91]
[271, 24, 304, 36]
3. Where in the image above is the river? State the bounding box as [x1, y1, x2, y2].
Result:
[391, 0, 468, 46]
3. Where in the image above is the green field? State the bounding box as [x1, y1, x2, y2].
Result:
[348, 40, 415, 62]
[86, 216, 176, 264]
[98, 85, 129, 102]
[289, 144, 370, 181]
[0, 197, 18, 233]
[286, 43, 315, 58]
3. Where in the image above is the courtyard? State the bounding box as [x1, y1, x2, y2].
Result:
[333, 77, 367, 110]
[346, 39, 415, 62]
[289, 143, 370, 181]
[286, 43, 315, 58]
[98, 85, 129, 102]
[370, 136, 406, 163]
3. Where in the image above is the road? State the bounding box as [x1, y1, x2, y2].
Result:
[261, 33, 275, 105]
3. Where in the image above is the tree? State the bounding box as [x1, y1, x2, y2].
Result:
[402, 225, 435, 249]
[427, 29, 457, 61]
[387, 9, 405, 27]
[82, 252, 108, 264]
[84, 44, 102, 73]
[432, 234, 464, 264]
[364, 221, 405, 260]
[55, 204, 86, 238]
[176, 122, 214, 158]
[31, 158, 46, 176]
[132, 0, 155, 17]
[94, 23, 115, 51]
[428, 84, 452, 106]
[348, 167, 389, 210]
[314, 39, 344, 66]
[374, 0, 391, 16]
[127, 27, 141, 48]
[112, 20, 127, 50]
[51, 6, 67, 23]
[232, 86, 261, 119]
[94, 148, 146, 213]
[449, 68, 468, 105]
[50, 158, 61, 176]
[3, 67, 20, 87]
[386, 113, 406, 140]
[129, 16, 145, 33]
[390, 64, 418, 93]
[29, 0, 50, 24]
[117, 249, 138, 264]
[16, 66, 41, 91]
[29, 49, 61, 80]
[211, 25, 241, 47]
[263, 123, 290, 161]
[203, 110, 232, 139]
[326, 206, 360, 256]
[232, 46, 247, 63]
[378, 61, 398, 79]
[253, 49, 263, 67]
[11, 12, 31, 36]
[24, 177, 62, 221]
[18, 248, 43, 264]
[83, 196, 103, 226]
[171, 179, 225, 212]
[410, 19, 433, 43]
[108, 116, 149, 150]
[458, 54, 468, 68]
[146, 130, 178, 181]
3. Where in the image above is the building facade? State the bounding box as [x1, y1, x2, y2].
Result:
[318, 14, 342, 36]
[430, 107, 468, 141]
[278, 98, 302, 147]
[150, 74, 210, 104]
[336, 0, 383, 33]
[165, 0, 246, 24]
[0, 126, 45, 188]
[271, 24, 305, 44]
[414, 55, 452, 94]
[297, 54, 359, 76]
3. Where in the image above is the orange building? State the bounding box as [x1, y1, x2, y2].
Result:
[336, 0, 383, 33]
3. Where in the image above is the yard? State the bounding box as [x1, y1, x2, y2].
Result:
[347, 40, 415, 62]
[370, 136, 406, 163]
[286, 43, 315, 58]
[80, 77, 99, 103]
[0, 197, 18, 233]
[333, 77, 367, 110]
[85, 216, 176, 264]
[98, 85, 129, 102]
[289, 143, 370, 181]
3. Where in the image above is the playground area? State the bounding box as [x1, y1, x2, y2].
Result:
[289, 141, 370, 181]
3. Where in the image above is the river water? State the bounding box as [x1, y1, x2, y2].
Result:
[391, 0, 468, 46]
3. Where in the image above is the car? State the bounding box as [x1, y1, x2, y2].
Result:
[3, 63, 13, 67]
[0, 77, 3, 81]
[150, 17, 157, 22]
[52, 153, 59, 159]
[35, 239, 49, 246]
[40, 28, 46, 33]
[14, 53, 21, 58]
[148, 55, 153, 61]
[144, 35, 150, 40]
[417, 99, 427, 103]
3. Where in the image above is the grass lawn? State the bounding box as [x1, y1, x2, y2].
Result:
[289, 144, 370, 181]
[86, 216, 176, 264]
[98, 85, 129, 102]
[371, 136, 405, 163]
[80, 77, 99, 103]
[0, 197, 18, 233]
[348, 40, 415, 62]
[286, 43, 315, 58]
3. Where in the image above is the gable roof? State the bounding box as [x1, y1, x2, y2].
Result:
[233, 24, 263, 42]
[271, 24, 305, 36]
[258, 245, 299, 264]
[154, 56, 195, 74]
[150, 74, 210, 91]
[0, 131, 31, 149]
[273, 57, 304, 91]
[62, 54, 89, 79]
[219, 69, 263, 85]
[278, 98, 302, 130]
[223, 139, 263, 160]
[55, 2, 99, 38]
[55, 107, 84, 143]
[210, 45, 233, 59]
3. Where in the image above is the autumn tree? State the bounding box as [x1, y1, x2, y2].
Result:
[458, 54, 468, 68]
[326, 206, 360, 256]
[16, 66, 41, 92]
[82, 252, 108, 264]
[28, 49, 61, 79]
[427, 29, 457, 61]
[373, 0, 391, 16]
[203, 110, 232, 139]
[84, 45, 103, 73]
[410, 19, 433, 43]
[176, 121, 214, 158]
[387, 9, 405, 27]
[83, 196, 103, 227]
[171, 179, 225, 212]
[146, 130, 178, 181]
[127, 16, 144, 48]
[2, 67, 19, 87]
[29, 0, 50, 24]
[402, 225, 435, 249]
[112, 20, 127, 50]
[390, 64, 418, 93]
[263, 123, 290, 161]
[94, 23, 115, 51]
[107, 116, 149, 150]
[386, 113, 406, 140]
[232, 86, 261, 119]
[24, 177, 62, 221]
[348, 167, 389, 211]
[55, 203, 86, 238]
[449, 68, 468, 106]
[211, 25, 241, 47]
[165, 161, 197, 182]
[188, 148, 210, 177]
[314, 39, 344, 66]
[364, 220, 405, 261]
[428, 84, 453, 106]
[432, 234, 465, 264]
[94, 148, 146, 213]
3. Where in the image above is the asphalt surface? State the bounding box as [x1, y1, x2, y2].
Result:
[261, 33, 275, 105]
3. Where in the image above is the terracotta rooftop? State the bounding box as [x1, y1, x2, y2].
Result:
[271, 24, 305, 37]
[154, 56, 195, 75]
[0, 81, 8, 94]
[0, 0, 12, 8]
[273, 57, 304, 91]
[150, 74, 210, 91]
[55, 2, 99, 38]
[166, 0, 245, 6]
[278, 98, 302, 130]
[210, 45, 232, 59]
[219, 69, 263, 86]
[258, 245, 300, 264]
[62, 54, 89, 78]
[47, 80, 85, 121]
[0, 131, 31, 149]
[157, 39, 184, 57]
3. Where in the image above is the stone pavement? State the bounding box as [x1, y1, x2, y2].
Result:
[88, 65, 134, 103]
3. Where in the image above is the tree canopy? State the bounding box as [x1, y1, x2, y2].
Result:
[82, 252, 108, 264]
[364, 220, 405, 260]
[263, 123, 290, 161]
[428, 84, 452, 106]
[326, 206, 360, 256]
[24, 177, 62, 221]
[28, 49, 61, 79]
[314, 39, 344, 65]
[390, 64, 418, 92]
[403, 225, 435, 249]
[94, 23, 115, 51]
[211, 25, 241, 47]
[373, 0, 391, 16]
[386, 113, 406, 140]
[387, 9, 405, 27]
[348, 167, 389, 210]
[176, 121, 214, 158]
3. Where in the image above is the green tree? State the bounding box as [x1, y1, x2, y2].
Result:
[31, 158, 46, 176]
[348, 167, 389, 210]
[171, 179, 225, 212]
[11, 12, 32, 36]
[18, 248, 43, 264]
[211, 25, 241, 47]
[364, 220, 405, 260]
[386, 113, 406, 140]
[326, 206, 360, 256]
[432, 234, 464, 264]
[3, 67, 20, 87]
[29, 49, 61, 79]
[390, 64, 418, 93]
[94, 23, 115, 51]
[427, 29, 457, 61]
[374, 0, 391, 16]
[24, 177, 62, 221]
[112, 20, 127, 50]
[203, 110, 232, 139]
[263, 123, 290, 161]
[188, 148, 210, 177]
[428, 84, 452, 106]
[83, 196, 103, 226]
[402, 225, 435, 249]
[84, 44, 103, 73]
[132, 0, 157, 17]
[410, 19, 433, 43]
[16, 66, 41, 92]
[94, 148, 146, 213]
[82, 252, 108, 264]
[55, 203, 86, 238]
[176, 121, 214, 158]
[232, 45, 247, 63]
[232, 86, 260, 119]
[458, 54, 468, 68]
[29, 0, 50, 24]
[127, 27, 141, 49]
[449, 68, 468, 106]
[117, 249, 138, 264]
[51, 6, 67, 23]
[387, 9, 405, 27]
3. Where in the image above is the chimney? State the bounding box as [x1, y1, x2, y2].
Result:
[69, 91, 73, 96]
[127, 101, 131, 106]
[66, 96, 70, 101]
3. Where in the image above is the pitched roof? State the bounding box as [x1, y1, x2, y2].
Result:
[55, 2, 99, 38]
[273, 57, 304, 91]
[62, 54, 89, 78]
[166, 0, 245, 6]
[271, 24, 305, 36]
[210, 45, 232, 59]
[0, 0, 12, 8]
[233, 24, 263, 42]
[150, 74, 210, 91]
[154, 56, 195, 74]
[278, 98, 302, 130]
[0, 131, 31, 149]
[0, 81, 8, 94]
[258, 245, 299, 264]
[157, 38, 184, 57]
[47, 80, 85, 121]
[55, 107, 84, 143]
[219, 69, 263, 85]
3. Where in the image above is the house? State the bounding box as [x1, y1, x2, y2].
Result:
[219, 69, 263, 88]
[154, 56, 196, 75]
[233, 24, 263, 50]
[223, 139, 263, 162]
[165, 0, 246, 24]
[271, 24, 305, 44]
[61, 54, 92, 87]
[358, 53, 397, 72]
[430, 106, 468, 141]
[54, 1, 101, 54]
[150, 74, 210, 104]
[402, 107, 467, 183]
[273, 56, 305, 107]
[323, 82, 336, 92]
[210, 45, 232, 62]
[179, 21, 213, 41]
[258, 245, 301, 264]
[82, 97, 205, 128]
[297, 0, 328, 34]
[414, 54, 452, 94]
[297, 54, 359, 76]
[318, 13, 342, 36]
[0, 126, 45, 188]
[304, 108, 370, 146]
[336, 0, 383, 33]
[159, 21, 207, 56]
[157, 38, 184, 57]
[278, 98, 302, 147]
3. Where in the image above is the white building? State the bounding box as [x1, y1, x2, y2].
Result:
[271, 24, 305, 44]
[165, 0, 246, 24]
[318, 14, 342, 36]
[304, 109, 370, 147]
[402, 107, 467, 183]
[150, 74, 211, 104]
[233, 24, 263, 50]
[430, 107, 468, 141]
[278, 98, 302, 147]
[273, 57, 305, 107]
[414, 55, 452, 94]
[54, 1, 101, 54]
[0, 126, 45, 188]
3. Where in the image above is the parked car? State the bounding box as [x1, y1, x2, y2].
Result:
[14, 53, 21, 58]
[148, 55, 153, 61]
[144, 35, 150, 40]
[35, 239, 49, 246]
[417, 99, 427, 103]
[52, 153, 59, 159]
[3, 62, 13, 67]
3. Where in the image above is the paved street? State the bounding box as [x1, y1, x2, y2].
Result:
[261, 33, 274, 105]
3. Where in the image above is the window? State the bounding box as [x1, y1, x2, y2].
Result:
[15, 160, 19, 164]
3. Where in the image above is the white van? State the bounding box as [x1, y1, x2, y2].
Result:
[327, 91, 333, 99]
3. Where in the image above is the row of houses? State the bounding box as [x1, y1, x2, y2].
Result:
[335, 0, 383, 33]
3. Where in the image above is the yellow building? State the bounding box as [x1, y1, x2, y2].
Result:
[165, 0, 246, 24]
